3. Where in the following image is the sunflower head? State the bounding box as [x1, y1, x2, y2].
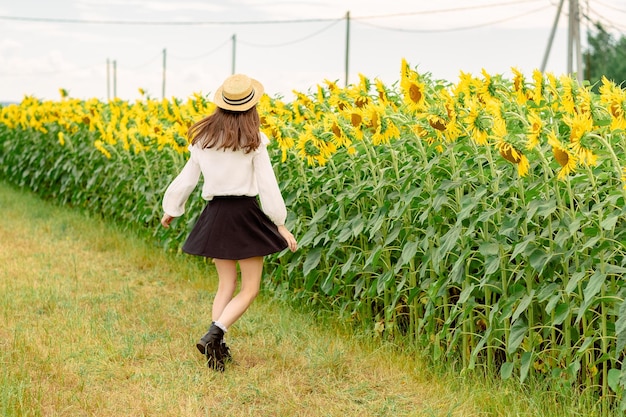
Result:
[498, 142, 522, 164]
[296, 127, 325, 166]
[552, 146, 570, 167]
[531, 69, 544, 103]
[463, 100, 492, 146]
[350, 111, 362, 128]
[499, 144, 530, 177]
[400, 62, 427, 112]
[428, 115, 447, 131]
[511, 67, 525, 92]
[548, 130, 578, 179]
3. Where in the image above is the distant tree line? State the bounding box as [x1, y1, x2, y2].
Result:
[583, 22, 626, 89]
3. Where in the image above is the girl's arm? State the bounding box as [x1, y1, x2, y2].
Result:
[161, 153, 201, 224]
[277, 224, 297, 252]
[161, 213, 175, 228]
[253, 140, 287, 226]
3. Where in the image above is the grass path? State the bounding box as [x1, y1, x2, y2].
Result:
[1, 182, 560, 416]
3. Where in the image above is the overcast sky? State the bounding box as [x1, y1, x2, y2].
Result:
[1, 0, 625, 103]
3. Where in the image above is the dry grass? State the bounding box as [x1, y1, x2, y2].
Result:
[1, 182, 590, 417]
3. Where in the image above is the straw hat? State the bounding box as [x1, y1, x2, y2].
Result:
[213, 74, 264, 111]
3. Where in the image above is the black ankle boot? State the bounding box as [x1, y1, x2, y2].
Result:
[196, 322, 222, 355]
[220, 340, 232, 363]
[196, 323, 226, 371]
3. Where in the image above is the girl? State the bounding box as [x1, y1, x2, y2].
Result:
[160, 74, 297, 371]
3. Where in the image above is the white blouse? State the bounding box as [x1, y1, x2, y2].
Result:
[162, 132, 287, 226]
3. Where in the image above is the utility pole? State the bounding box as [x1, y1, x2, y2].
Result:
[231, 34, 236, 75]
[542, 0, 583, 83]
[568, 0, 583, 83]
[541, 0, 565, 72]
[162, 48, 167, 99]
[113, 60, 117, 98]
[106, 58, 111, 100]
[345, 11, 350, 87]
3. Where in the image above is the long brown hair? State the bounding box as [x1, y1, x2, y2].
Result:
[188, 106, 261, 153]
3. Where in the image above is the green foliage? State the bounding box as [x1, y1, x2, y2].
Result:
[584, 22, 626, 89]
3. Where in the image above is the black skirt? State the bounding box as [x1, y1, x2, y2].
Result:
[182, 196, 288, 260]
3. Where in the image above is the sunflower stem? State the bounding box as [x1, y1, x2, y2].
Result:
[592, 133, 626, 200]
[296, 159, 316, 215]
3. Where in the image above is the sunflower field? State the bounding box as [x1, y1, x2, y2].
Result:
[1, 60, 625, 414]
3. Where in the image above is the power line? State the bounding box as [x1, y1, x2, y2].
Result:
[355, 4, 554, 33]
[127, 52, 162, 70]
[239, 18, 342, 48]
[0, 1, 551, 27]
[353, 0, 546, 20]
[593, 0, 626, 14]
[169, 37, 232, 61]
[584, 4, 626, 33]
[0, 14, 339, 26]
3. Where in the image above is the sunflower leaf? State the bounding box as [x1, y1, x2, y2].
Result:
[303, 248, 322, 276]
[508, 317, 528, 354]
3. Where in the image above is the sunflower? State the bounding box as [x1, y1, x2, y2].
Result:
[546, 73, 561, 110]
[622, 167, 626, 190]
[599, 76, 626, 131]
[578, 87, 594, 117]
[454, 71, 476, 99]
[526, 111, 543, 150]
[511, 67, 530, 105]
[262, 115, 294, 162]
[492, 115, 528, 176]
[340, 105, 365, 141]
[365, 102, 400, 146]
[296, 126, 324, 166]
[374, 78, 397, 109]
[418, 107, 448, 147]
[94, 139, 112, 159]
[531, 70, 544, 104]
[557, 75, 576, 115]
[411, 124, 428, 141]
[400, 58, 426, 113]
[427, 113, 447, 131]
[290, 94, 310, 124]
[484, 96, 503, 119]
[564, 112, 597, 166]
[342, 73, 373, 110]
[478, 68, 500, 101]
[548, 130, 577, 180]
[436, 88, 462, 143]
[297, 123, 337, 166]
[323, 113, 353, 149]
[463, 98, 492, 146]
[497, 140, 530, 177]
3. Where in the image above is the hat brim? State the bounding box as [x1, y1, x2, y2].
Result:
[213, 78, 265, 111]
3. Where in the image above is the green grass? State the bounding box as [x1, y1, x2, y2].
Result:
[0, 181, 607, 417]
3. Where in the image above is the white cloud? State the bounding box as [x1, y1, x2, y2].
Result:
[0, 39, 22, 52]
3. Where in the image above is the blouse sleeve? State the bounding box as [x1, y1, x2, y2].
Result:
[253, 135, 287, 226]
[162, 150, 201, 217]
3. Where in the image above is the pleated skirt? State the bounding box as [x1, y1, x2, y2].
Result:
[182, 196, 287, 260]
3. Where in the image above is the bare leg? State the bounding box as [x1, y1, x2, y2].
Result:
[214, 256, 263, 329]
[212, 259, 238, 321]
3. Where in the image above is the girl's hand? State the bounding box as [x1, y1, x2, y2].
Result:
[277, 225, 298, 252]
[161, 213, 174, 228]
